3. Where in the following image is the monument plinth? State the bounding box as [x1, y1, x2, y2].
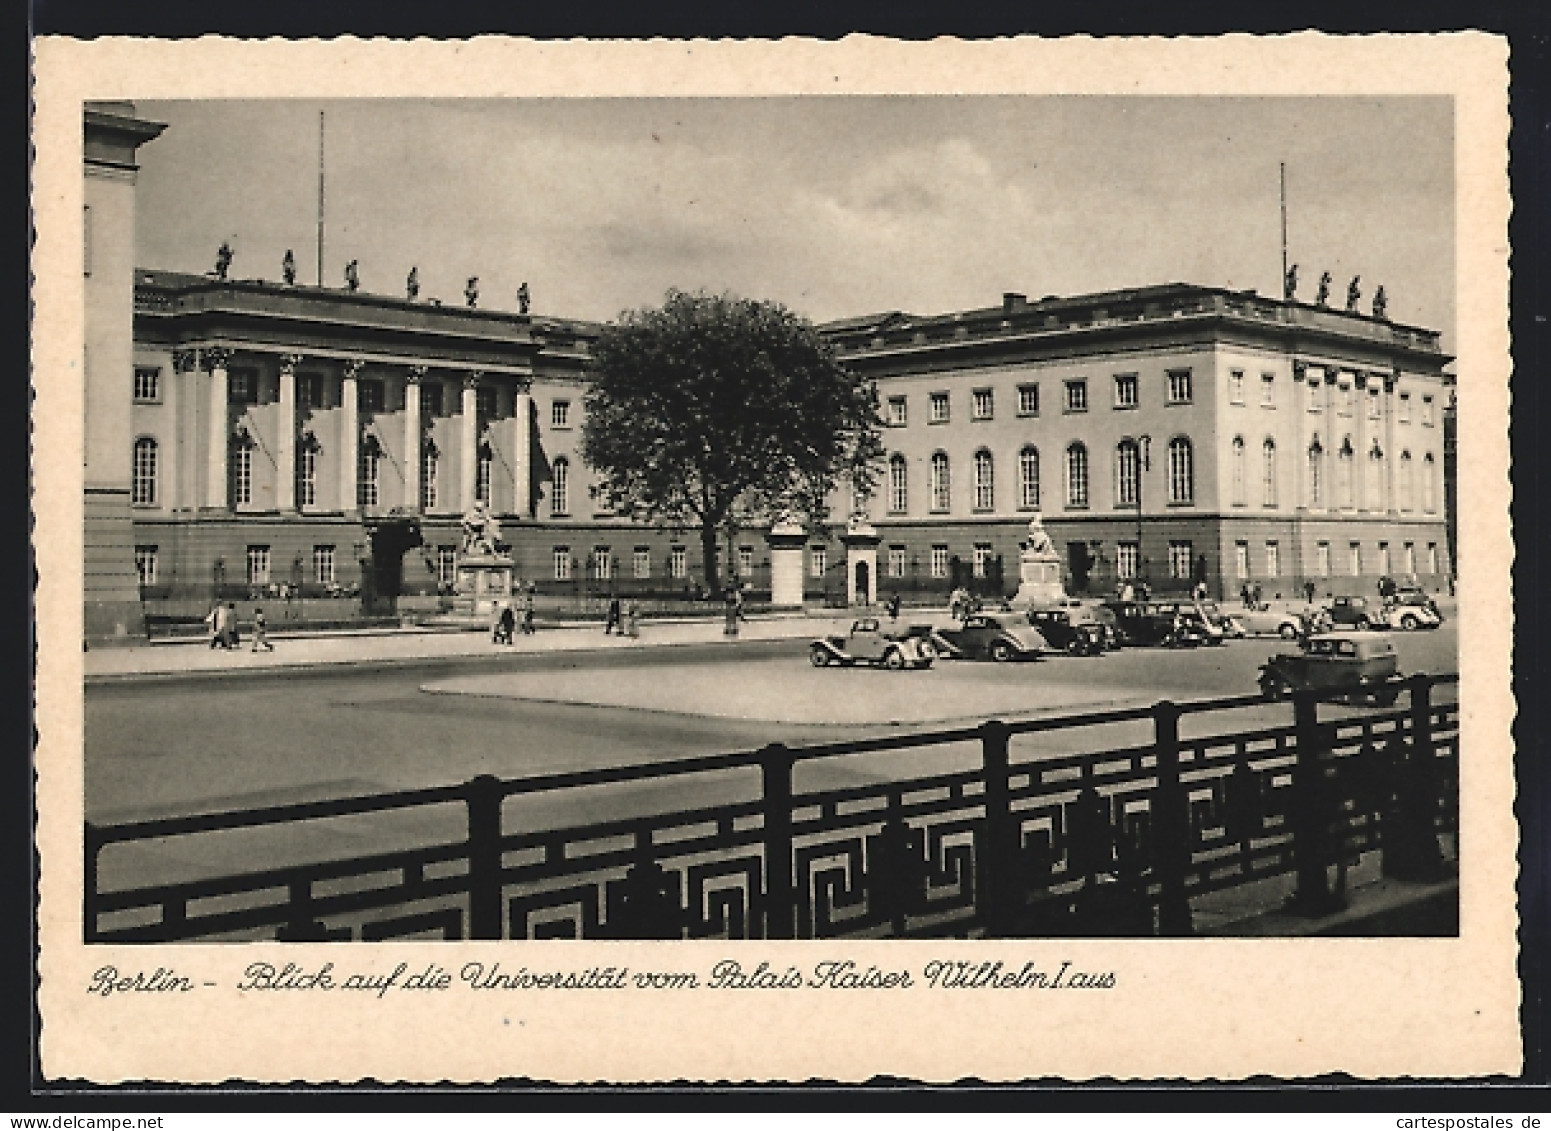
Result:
[1011, 512, 1066, 608]
[452, 503, 514, 618]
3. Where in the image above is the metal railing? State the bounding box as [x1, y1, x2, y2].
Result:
[86, 673, 1458, 942]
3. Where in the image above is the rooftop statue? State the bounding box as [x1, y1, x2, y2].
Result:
[1315, 271, 1332, 308]
[281, 249, 296, 286]
[517, 282, 530, 315]
[1345, 275, 1362, 313]
[344, 260, 360, 293]
[1283, 263, 1299, 301]
[406, 266, 420, 301]
[465, 277, 480, 308]
[1372, 285, 1388, 320]
[213, 241, 233, 281]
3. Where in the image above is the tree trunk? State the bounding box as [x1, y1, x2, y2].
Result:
[701, 522, 720, 595]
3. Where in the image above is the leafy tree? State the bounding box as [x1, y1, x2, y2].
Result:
[582, 290, 883, 593]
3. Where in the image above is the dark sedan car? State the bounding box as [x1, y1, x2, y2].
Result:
[930, 613, 1049, 662]
[1025, 607, 1106, 656]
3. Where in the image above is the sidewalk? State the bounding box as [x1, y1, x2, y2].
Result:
[84, 609, 864, 682]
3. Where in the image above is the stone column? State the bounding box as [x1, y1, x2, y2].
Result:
[460, 371, 482, 513]
[404, 366, 425, 512]
[1383, 370, 1398, 513]
[276, 353, 301, 512]
[766, 517, 808, 608]
[340, 358, 361, 513]
[203, 347, 231, 510]
[170, 348, 198, 510]
[512, 381, 532, 518]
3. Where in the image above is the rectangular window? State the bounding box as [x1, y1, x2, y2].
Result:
[134, 546, 158, 587]
[1422, 395, 1435, 426]
[229, 369, 259, 405]
[1379, 542, 1392, 576]
[1338, 383, 1354, 415]
[1427, 543, 1439, 575]
[1228, 369, 1245, 405]
[553, 547, 572, 581]
[314, 545, 337, 586]
[246, 545, 271, 586]
[887, 396, 908, 427]
[358, 379, 385, 413]
[1399, 392, 1412, 423]
[1114, 372, 1139, 409]
[1017, 384, 1039, 416]
[1316, 542, 1331, 578]
[1307, 381, 1322, 413]
[435, 547, 455, 588]
[1166, 369, 1193, 405]
[1116, 542, 1139, 581]
[591, 547, 612, 581]
[670, 546, 687, 579]
[633, 547, 651, 579]
[133, 367, 160, 403]
[1349, 541, 1362, 577]
[971, 388, 994, 420]
[930, 545, 949, 579]
[1234, 541, 1250, 580]
[1064, 379, 1088, 413]
[1265, 542, 1280, 579]
[1404, 543, 1416, 576]
[1261, 372, 1276, 407]
[737, 546, 754, 577]
[1367, 390, 1381, 420]
[298, 373, 325, 411]
[887, 547, 906, 578]
[810, 547, 828, 578]
[929, 392, 950, 423]
[552, 400, 571, 428]
[1168, 540, 1193, 580]
[972, 543, 993, 579]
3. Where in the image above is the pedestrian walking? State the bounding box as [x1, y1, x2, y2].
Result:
[604, 596, 622, 635]
[221, 602, 240, 649]
[1303, 580, 1317, 605]
[623, 599, 640, 639]
[521, 585, 537, 634]
[250, 607, 274, 652]
[1251, 582, 1263, 610]
[206, 601, 223, 649]
[1240, 582, 1251, 609]
[886, 592, 902, 622]
[493, 603, 515, 645]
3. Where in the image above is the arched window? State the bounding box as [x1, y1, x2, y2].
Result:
[888, 454, 908, 514]
[1230, 436, 1246, 506]
[230, 431, 254, 507]
[1019, 446, 1040, 509]
[1116, 440, 1140, 507]
[930, 452, 950, 512]
[1365, 442, 1383, 510]
[1399, 450, 1414, 511]
[421, 441, 439, 511]
[1066, 443, 1089, 508]
[1422, 453, 1437, 512]
[1167, 436, 1193, 504]
[476, 443, 493, 506]
[297, 435, 319, 508]
[973, 449, 994, 511]
[1308, 438, 1324, 506]
[1261, 439, 1277, 507]
[357, 435, 381, 508]
[131, 438, 157, 506]
[551, 456, 569, 516]
[1337, 437, 1354, 509]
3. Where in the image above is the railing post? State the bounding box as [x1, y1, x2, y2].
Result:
[760, 744, 796, 940]
[977, 720, 1018, 936]
[1385, 675, 1445, 879]
[84, 822, 101, 943]
[1289, 689, 1342, 916]
[1151, 701, 1193, 936]
[465, 774, 505, 940]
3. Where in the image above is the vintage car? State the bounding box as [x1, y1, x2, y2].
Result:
[1324, 595, 1382, 630]
[1257, 631, 1402, 704]
[810, 618, 935, 670]
[1101, 600, 1218, 648]
[929, 613, 1049, 662]
[1382, 595, 1443, 631]
[1025, 606, 1107, 655]
[1235, 604, 1314, 639]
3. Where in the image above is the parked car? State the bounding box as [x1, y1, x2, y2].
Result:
[1235, 605, 1313, 639]
[1388, 588, 1444, 625]
[930, 613, 1048, 662]
[810, 618, 935, 670]
[1102, 600, 1218, 648]
[1324, 595, 1382, 630]
[1257, 631, 1402, 705]
[1026, 606, 1107, 655]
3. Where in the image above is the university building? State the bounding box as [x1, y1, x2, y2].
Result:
[84, 106, 1454, 641]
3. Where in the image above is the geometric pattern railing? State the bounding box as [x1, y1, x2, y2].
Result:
[86, 673, 1459, 942]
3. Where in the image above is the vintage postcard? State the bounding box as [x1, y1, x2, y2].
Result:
[32, 34, 1518, 1083]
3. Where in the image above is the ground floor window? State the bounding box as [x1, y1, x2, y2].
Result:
[1378, 542, 1391, 576]
[134, 546, 158, 587]
[1349, 541, 1362, 576]
[553, 547, 572, 581]
[810, 547, 827, 578]
[1316, 541, 1331, 578]
[738, 545, 754, 578]
[1234, 541, 1249, 579]
[1265, 541, 1280, 578]
[888, 546, 906, 578]
[1404, 542, 1416, 576]
[1116, 541, 1139, 580]
[434, 546, 455, 588]
[1168, 540, 1193, 580]
[246, 545, 271, 586]
[633, 547, 651, 579]
[930, 545, 949, 579]
[591, 547, 612, 581]
[972, 543, 993, 578]
[669, 546, 687, 579]
[1427, 543, 1439, 575]
[313, 545, 336, 586]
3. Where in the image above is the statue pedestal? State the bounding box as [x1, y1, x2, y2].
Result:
[766, 519, 808, 608]
[1012, 557, 1066, 609]
[452, 553, 515, 618]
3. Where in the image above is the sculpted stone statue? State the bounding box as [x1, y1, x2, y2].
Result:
[1283, 263, 1298, 301]
[344, 260, 360, 292]
[1315, 271, 1332, 307]
[1345, 275, 1362, 312]
[459, 501, 503, 557]
[517, 282, 530, 314]
[281, 249, 296, 286]
[1372, 285, 1388, 320]
[1023, 512, 1056, 559]
[406, 266, 420, 301]
[214, 242, 233, 281]
[465, 277, 480, 308]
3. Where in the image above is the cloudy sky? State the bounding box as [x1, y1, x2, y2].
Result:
[135, 96, 1455, 349]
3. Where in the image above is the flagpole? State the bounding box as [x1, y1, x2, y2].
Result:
[317, 111, 326, 287]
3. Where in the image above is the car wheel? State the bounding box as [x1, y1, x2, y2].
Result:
[1400, 614, 1419, 631]
[1260, 674, 1287, 701]
[1355, 616, 1370, 630]
[809, 647, 830, 667]
[1065, 637, 1085, 656]
[917, 640, 937, 661]
[991, 641, 1015, 663]
[883, 648, 906, 671]
[1278, 623, 1299, 640]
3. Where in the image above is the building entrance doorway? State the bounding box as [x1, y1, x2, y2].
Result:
[853, 560, 871, 606]
[362, 515, 423, 615]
